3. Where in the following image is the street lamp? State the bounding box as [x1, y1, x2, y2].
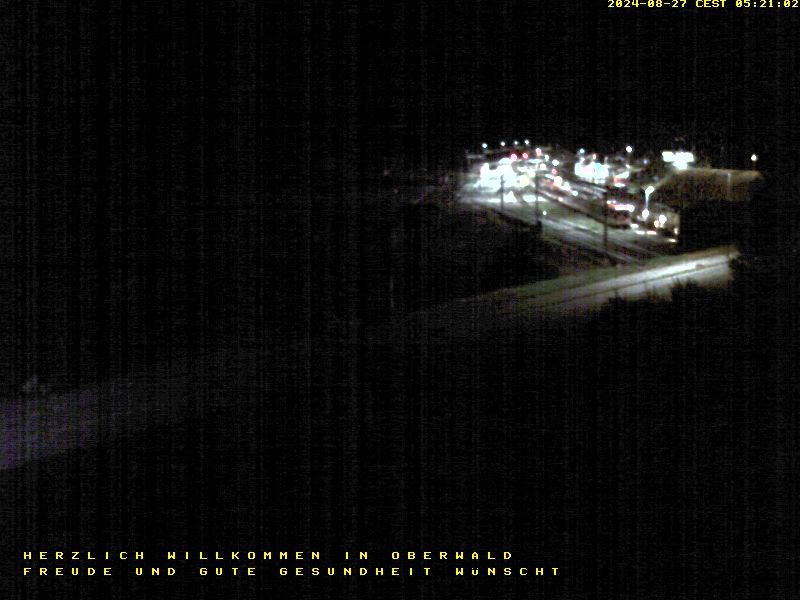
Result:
[751, 153, 758, 164]
[500, 140, 506, 147]
[644, 185, 655, 225]
[524, 139, 530, 146]
[481, 142, 488, 150]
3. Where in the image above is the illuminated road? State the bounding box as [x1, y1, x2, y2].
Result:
[406, 245, 737, 339]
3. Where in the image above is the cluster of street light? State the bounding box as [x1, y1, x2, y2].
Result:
[473, 141, 675, 238]
[473, 139, 762, 242]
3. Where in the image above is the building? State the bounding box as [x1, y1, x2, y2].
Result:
[646, 168, 763, 247]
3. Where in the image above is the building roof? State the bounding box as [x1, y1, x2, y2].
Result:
[653, 168, 763, 207]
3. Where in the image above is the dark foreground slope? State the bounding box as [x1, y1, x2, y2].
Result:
[2, 265, 797, 599]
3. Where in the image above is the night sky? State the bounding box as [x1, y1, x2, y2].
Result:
[309, 3, 799, 170]
[9, 2, 800, 171]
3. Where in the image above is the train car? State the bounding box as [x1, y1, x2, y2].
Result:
[543, 176, 633, 227]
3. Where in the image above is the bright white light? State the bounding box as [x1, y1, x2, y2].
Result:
[513, 140, 519, 146]
[574, 160, 609, 183]
[593, 162, 609, 181]
[673, 160, 688, 170]
[480, 163, 491, 176]
[662, 150, 694, 165]
[751, 153, 758, 162]
[641, 208, 650, 220]
[500, 141, 506, 147]
[578, 148, 585, 154]
[481, 142, 488, 149]
[496, 162, 515, 181]
[658, 214, 667, 226]
[552, 159, 559, 166]
[626, 145, 633, 153]
[644, 186, 655, 206]
[524, 139, 530, 145]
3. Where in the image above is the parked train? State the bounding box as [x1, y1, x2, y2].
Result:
[541, 174, 633, 227]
